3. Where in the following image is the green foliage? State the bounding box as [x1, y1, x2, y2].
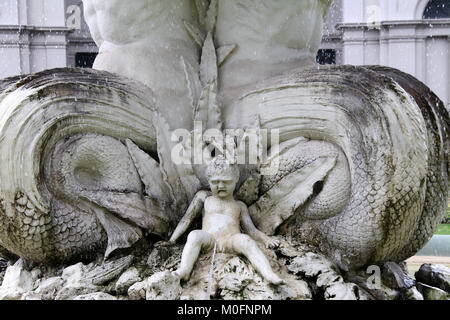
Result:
[436, 224, 450, 235]
[443, 203, 450, 224]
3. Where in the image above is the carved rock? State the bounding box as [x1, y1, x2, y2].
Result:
[381, 262, 415, 290]
[0, 0, 447, 288]
[146, 271, 183, 300]
[55, 263, 100, 300]
[0, 259, 43, 300]
[128, 280, 147, 301]
[34, 277, 65, 300]
[415, 264, 450, 293]
[403, 287, 424, 301]
[0, 244, 447, 300]
[74, 292, 117, 300]
[416, 282, 450, 300]
[115, 267, 142, 295]
[0, 258, 7, 285]
[0, 260, 33, 300]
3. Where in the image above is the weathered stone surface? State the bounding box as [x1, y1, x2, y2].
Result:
[416, 282, 450, 300]
[0, 5, 447, 297]
[128, 280, 147, 301]
[21, 292, 42, 300]
[284, 251, 366, 300]
[115, 267, 142, 295]
[55, 263, 99, 300]
[0, 242, 431, 301]
[0, 259, 35, 300]
[84, 255, 134, 286]
[53, 255, 134, 300]
[211, 254, 311, 300]
[218, 256, 254, 293]
[74, 292, 117, 300]
[34, 277, 65, 300]
[0, 258, 8, 273]
[146, 271, 182, 300]
[347, 271, 400, 300]
[0, 258, 7, 286]
[287, 252, 337, 278]
[0, 0, 445, 279]
[382, 262, 415, 290]
[324, 283, 359, 300]
[147, 242, 183, 274]
[415, 264, 450, 293]
[404, 287, 424, 300]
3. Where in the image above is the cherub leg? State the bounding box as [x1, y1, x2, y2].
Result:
[231, 234, 284, 285]
[173, 230, 214, 281]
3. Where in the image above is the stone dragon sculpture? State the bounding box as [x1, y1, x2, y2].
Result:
[0, 0, 448, 272]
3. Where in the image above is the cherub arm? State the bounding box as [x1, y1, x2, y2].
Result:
[239, 202, 280, 249]
[169, 191, 210, 243]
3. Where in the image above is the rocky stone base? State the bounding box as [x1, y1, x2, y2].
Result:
[0, 237, 449, 300]
[0, 258, 7, 286]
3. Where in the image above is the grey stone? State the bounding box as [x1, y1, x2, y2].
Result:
[115, 267, 142, 295]
[416, 282, 450, 300]
[218, 257, 254, 293]
[324, 283, 359, 300]
[147, 242, 183, 274]
[287, 252, 337, 278]
[61, 262, 87, 282]
[404, 287, 424, 300]
[34, 277, 65, 300]
[55, 262, 99, 300]
[74, 292, 117, 300]
[0, 0, 446, 283]
[0, 259, 6, 286]
[285, 279, 313, 300]
[56, 282, 99, 300]
[316, 270, 344, 288]
[357, 288, 374, 300]
[146, 271, 182, 300]
[0, 259, 35, 300]
[84, 255, 134, 286]
[21, 292, 42, 300]
[415, 264, 450, 293]
[128, 280, 147, 300]
[382, 261, 415, 290]
[346, 271, 401, 300]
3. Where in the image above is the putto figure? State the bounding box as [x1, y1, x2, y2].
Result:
[170, 156, 284, 285]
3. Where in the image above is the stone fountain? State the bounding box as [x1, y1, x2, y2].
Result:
[0, 0, 448, 300]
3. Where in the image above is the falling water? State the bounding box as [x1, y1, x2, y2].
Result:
[207, 240, 218, 300]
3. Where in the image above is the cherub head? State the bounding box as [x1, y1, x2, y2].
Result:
[206, 156, 240, 199]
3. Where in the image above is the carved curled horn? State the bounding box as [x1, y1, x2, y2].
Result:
[0, 68, 167, 262]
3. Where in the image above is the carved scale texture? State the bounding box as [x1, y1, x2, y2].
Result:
[224, 65, 449, 271]
[0, 68, 159, 263]
[0, 66, 447, 271]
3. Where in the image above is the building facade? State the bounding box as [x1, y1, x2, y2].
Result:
[0, 0, 96, 78]
[321, 0, 450, 109]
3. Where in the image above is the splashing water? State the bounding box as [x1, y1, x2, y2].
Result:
[207, 240, 218, 299]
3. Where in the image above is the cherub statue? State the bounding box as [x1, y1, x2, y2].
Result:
[169, 156, 284, 285]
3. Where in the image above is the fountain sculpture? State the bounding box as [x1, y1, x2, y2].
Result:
[0, 0, 448, 300]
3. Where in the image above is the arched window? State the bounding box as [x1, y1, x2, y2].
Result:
[423, 0, 450, 19]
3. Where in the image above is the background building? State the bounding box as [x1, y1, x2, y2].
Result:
[0, 0, 95, 78]
[320, 0, 450, 110]
[0, 0, 449, 109]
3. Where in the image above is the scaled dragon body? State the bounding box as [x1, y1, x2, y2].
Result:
[0, 0, 448, 271]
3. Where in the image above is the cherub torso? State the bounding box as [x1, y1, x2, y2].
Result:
[202, 197, 242, 240]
